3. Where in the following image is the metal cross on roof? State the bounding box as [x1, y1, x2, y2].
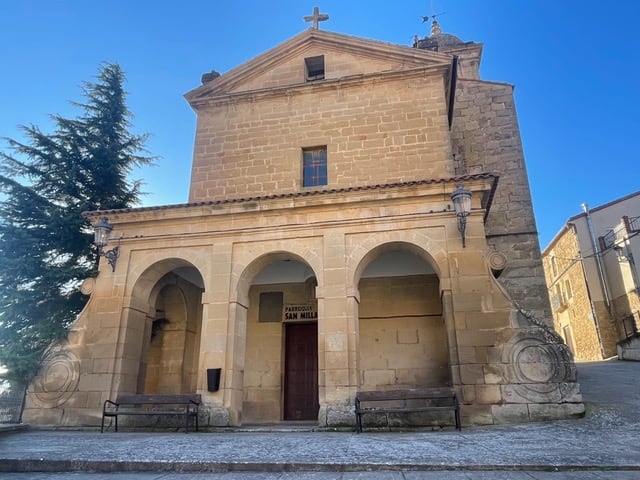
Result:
[304, 6, 329, 30]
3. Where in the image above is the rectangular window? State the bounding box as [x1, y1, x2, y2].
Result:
[305, 55, 325, 81]
[302, 146, 327, 187]
[565, 279, 573, 299]
[555, 284, 563, 302]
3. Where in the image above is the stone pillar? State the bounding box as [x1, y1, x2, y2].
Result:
[317, 232, 354, 427]
[440, 288, 461, 385]
[317, 294, 353, 426]
[198, 243, 233, 426]
[225, 300, 247, 426]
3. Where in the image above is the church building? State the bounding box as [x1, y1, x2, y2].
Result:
[22, 11, 584, 429]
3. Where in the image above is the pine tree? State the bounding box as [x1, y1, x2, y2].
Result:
[0, 63, 155, 383]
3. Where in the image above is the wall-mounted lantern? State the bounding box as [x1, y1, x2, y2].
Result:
[450, 183, 472, 248]
[93, 217, 119, 272]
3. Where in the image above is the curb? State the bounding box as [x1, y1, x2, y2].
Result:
[2, 459, 639, 474]
[0, 424, 28, 433]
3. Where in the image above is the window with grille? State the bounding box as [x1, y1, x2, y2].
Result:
[302, 146, 327, 187]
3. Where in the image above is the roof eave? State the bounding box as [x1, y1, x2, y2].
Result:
[83, 173, 498, 222]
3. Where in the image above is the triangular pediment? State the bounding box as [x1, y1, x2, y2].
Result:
[185, 29, 454, 105]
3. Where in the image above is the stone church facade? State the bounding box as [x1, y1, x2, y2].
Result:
[22, 19, 584, 428]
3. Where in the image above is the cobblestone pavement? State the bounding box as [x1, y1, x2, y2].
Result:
[0, 360, 638, 480]
[1, 471, 640, 479]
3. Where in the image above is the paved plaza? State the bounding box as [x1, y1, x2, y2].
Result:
[0, 360, 638, 479]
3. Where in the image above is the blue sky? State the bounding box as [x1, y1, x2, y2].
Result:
[1, 1, 638, 248]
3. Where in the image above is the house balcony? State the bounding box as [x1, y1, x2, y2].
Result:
[551, 294, 568, 312]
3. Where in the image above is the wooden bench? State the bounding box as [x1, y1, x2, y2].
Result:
[101, 394, 201, 433]
[355, 387, 461, 433]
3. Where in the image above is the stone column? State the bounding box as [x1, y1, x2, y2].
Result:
[198, 243, 233, 426]
[317, 232, 355, 427]
[225, 300, 247, 426]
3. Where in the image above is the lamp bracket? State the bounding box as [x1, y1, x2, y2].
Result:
[457, 215, 468, 248]
[99, 246, 120, 272]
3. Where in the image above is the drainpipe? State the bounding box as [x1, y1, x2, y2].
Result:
[582, 203, 612, 311]
[583, 203, 613, 358]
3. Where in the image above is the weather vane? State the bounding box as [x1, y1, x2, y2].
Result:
[422, 12, 445, 24]
[422, 12, 445, 35]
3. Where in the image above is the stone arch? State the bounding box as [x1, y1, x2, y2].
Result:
[231, 244, 322, 306]
[229, 247, 322, 424]
[348, 233, 446, 293]
[126, 255, 208, 313]
[120, 257, 205, 395]
[352, 238, 452, 414]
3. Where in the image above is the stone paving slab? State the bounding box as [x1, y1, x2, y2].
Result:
[0, 360, 638, 476]
[1, 421, 639, 474]
[1, 471, 640, 479]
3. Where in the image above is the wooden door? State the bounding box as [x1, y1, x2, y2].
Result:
[283, 322, 318, 420]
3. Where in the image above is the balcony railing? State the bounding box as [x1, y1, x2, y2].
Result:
[626, 215, 640, 233]
[620, 312, 639, 340]
[599, 229, 616, 250]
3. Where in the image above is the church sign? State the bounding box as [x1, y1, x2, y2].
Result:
[283, 304, 318, 321]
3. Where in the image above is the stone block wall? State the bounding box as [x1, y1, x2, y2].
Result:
[542, 227, 620, 360]
[229, 46, 428, 92]
[592, 300, 619, 358]
[451, 79, 551, 325]
[542, 229, 604, 360]
[358, 275, 449, 390]
[142, 277, 202, 395]
[189, 72, 453, 202]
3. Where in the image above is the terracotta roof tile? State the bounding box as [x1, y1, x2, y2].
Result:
[83, 173, 497, 217]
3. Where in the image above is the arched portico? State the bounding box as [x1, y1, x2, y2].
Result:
[120, 258, 204, 397]
[347, 240, 455, 429]
[229, 250, 321, 424]
[356, 243, 450, 387]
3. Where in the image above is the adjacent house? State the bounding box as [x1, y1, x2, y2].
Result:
[542, 191, 640, 361]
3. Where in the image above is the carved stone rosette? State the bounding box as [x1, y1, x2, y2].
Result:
[30, 344, 80, 408]
[496, 305, 582, 407]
